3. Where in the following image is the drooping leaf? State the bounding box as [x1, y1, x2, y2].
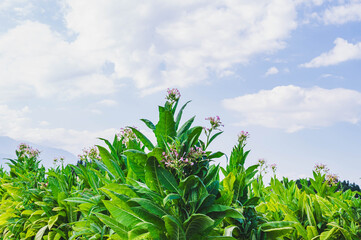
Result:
[183, 214, 215, 240]
[163, 215, 186, 240]
[141, 119, 156, 131]
[129, 127, 154, 151]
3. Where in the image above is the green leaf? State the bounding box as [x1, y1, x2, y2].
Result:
[141, 119, 156, 131]
[147, 147, 165, 162]
[97, 145, 124, 181]
[175, 100, 191, 130]
[260, 221, 296, 239]
[163, 215, 186, 240]
[223, 226, 239, 237]
[203, 204, 243, 219]
[103, 200, 144, 228]
[129, 198, 168, 218]
[163, 193, 181, 205]
[320, 227, 337, 240]
[207, 237, 236, 240]
[154, 106, 176, 148]
[208, 151, 225, 159]
[187, 126, 203, 146]
[145, 156, 163, 194]
[129, 127, 154, 151]
[184, 214, 215, 240]
[203, 165, 220, 187]
[95, 212, 128, 239]
[156, 167, 181, 195]
[48, 215, 58, 230]
[208, 131, 223, 146]
[35, 225, 47, 240]
[101, 183, 138, 198]
[177, 116, 195, 137]
[124, 149, 148, 181]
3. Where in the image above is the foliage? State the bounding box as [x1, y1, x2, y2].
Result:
[0, 89, 359, 239]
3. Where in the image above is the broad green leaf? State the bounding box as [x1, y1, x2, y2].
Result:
[95, 212, 128, 239]
[163, 215, 186, 240]
[101, 183, 138, 198]
[103, 200, 144, 228]
[147, 147, 165, 163]
[184, 214, 215, 240]
[320, 227, 337, 240]
[145, 156, 163, 194]
[208, 151, 225, 159]
[187, 126, 203, 147]
[307, 226, 318, 239]
[48, 215, 58, 230]
[97, 145, 122, 180]
[124, 149, 148, 181]
[203, 204, 243, 219]
[154, 106, 176, 148]
[129, 198, 168, 218]
[156, 167, 181, 195]
[35, 225, 47, 240]
[224, 226, 239, 237]
[163, 193, 181, 205]
[141, 118, 156, 131]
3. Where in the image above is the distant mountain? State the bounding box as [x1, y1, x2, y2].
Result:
[0, 136, 77, 169]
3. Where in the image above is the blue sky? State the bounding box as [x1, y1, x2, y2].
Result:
[1, 0, 361, 183]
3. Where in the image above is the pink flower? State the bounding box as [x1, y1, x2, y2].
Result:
[166, 88, 181, 102]
[205, 116, 224, 130]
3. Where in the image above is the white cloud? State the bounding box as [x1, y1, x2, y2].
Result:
[321, 1, 361, 25]
[0, 21, 119, 102]
[222, 85, 361, 132]
[0, 104, 117, 154]
[0, 1, 300, 99]
[265, 67, 279, 76]
[300, 38, 361, 68]
[62, 0, 298, 94]
[97, 99, 117, 106]
[0, 105, 29, 134]
[320, 73, 344, 79]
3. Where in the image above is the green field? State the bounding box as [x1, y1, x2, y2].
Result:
[0, 89, 359, 239]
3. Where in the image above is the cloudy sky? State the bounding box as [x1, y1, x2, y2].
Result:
[1, 0, 361, 183]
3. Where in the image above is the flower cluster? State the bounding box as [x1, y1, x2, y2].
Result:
[17, 143, 40, 158]
[189, 146, 205, 160]
[165, 88, 181, 103]
[78, 146, 101, 162]
[205, 116, 224, 131]
[258, 158, 268, 175]
[270, 163, 277, 174]
[161, 145, 206, 177]
[314, 163, 339, 186]
[326, 173, 339, 186]
[314, 163, 329, 174]
[238, 131, 249, 147]
[117, 127, 139, 145]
